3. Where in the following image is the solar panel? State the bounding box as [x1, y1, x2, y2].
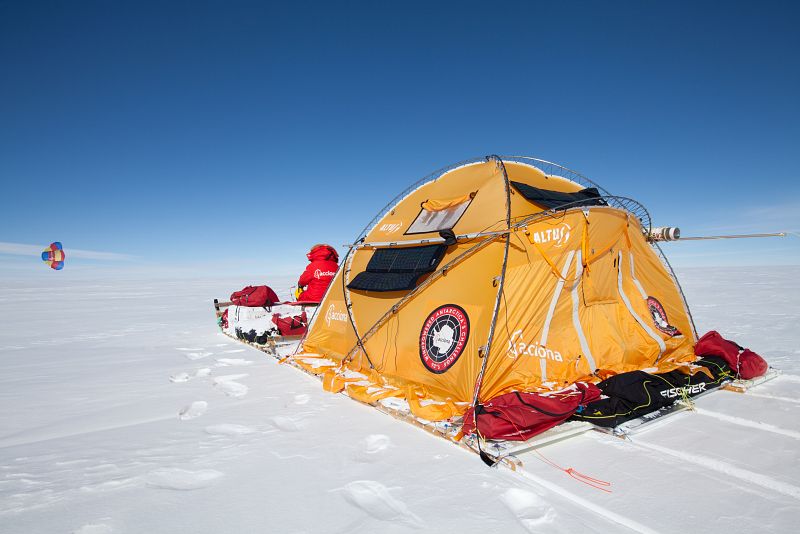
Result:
[511, 181, 607, 210]
[347, 244, 447, 292]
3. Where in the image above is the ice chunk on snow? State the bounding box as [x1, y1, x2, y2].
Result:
[178, 401, 207, 420]
[204, 424, 256, 436]
[500, 488, 556, 532]
[337, 480, 423, 527]
[145, 468, 223, 491]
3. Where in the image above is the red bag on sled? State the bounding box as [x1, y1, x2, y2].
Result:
[737, 349, 769, 380]
[271, 311, 308, 336]
[694, 331, 768, 380]
[230, 285, 280, 308]
[461, 383, 601, 441]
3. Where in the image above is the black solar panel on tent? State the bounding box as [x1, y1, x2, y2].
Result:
[511, 181, 607, 210]
[365, 245, 447, 273]
[347, 272, 421, 292]
[347, 244, 447, 292]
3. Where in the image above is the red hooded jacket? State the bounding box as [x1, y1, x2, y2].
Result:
[297, 244, 339, 303]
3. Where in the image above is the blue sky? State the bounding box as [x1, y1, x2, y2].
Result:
[1, 0, 798, 279]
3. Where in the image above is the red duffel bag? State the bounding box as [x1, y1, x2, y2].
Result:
[271, 311, 308, 336]
[694, 330, 768, 379]
[738, 349, 769, 380]
[461, 383, 601, 441]
[230, 285, 280, 308]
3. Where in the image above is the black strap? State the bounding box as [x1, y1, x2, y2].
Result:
[479, 449, 500, 467]
[511, 390, 586, 418]
[439, 229, 457, 246]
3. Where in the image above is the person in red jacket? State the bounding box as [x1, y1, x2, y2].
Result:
[296, 244, 339, 302]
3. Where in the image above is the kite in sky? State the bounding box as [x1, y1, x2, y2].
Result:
[41, 242, 65, 270]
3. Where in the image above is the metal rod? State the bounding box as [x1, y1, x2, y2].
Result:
[351, 230, 507, 249]
[351, 198, 649, 250]
[677, 232, 787, 241]
[471, 156, 513, 408]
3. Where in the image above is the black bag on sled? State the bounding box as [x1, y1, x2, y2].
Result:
[696, 356, 735, 383]
[571, 361, 732, 428]
[570, 371, 673, 428]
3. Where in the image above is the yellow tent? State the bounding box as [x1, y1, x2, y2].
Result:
[294, 156, 697, 422]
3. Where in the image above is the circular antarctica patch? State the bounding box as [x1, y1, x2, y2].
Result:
[647, 296, 682, 337]
[419, 304, 470, 374]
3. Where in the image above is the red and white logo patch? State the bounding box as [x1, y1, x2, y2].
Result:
[419, 305, 470, 374]
[647, 296, 682, 337]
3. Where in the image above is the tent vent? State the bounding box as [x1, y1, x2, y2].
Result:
[511, 181, 607, 210]
[347, 244, 447, 292]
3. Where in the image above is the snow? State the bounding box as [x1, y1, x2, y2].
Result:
[1, 268, 799, 533]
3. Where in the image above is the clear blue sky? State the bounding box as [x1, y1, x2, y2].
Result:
[1, 0, 798, 279]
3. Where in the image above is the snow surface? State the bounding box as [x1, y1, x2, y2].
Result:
[1, 268, 798, 533]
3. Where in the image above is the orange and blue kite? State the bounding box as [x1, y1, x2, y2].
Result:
[41, 242, 65, 270]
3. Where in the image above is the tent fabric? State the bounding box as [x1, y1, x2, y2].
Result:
[297, 158, 697, 423]
[511, 181, 606, 209]
[420, 193, 474, 211]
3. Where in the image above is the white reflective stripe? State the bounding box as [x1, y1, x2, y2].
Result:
[629, 252, 648, 300]
[618, 251, 666, 362]
[540, 250, 576, 382]
[570, 250, 597, 372]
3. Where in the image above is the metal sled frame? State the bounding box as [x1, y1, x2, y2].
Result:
[593, 367, 783, 438]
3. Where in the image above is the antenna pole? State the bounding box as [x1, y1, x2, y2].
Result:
[678, 232, 787, 241]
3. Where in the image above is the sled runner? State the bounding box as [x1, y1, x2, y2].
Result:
[722, 367, 782, 393]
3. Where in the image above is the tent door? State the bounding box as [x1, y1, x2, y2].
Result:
[581, 249, 619, 306]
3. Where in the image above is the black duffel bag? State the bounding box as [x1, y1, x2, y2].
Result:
[572, 361, 732, 428]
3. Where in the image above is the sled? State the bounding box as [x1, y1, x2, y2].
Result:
[213, 297, 317, 348]
[228, 333, 303, 351]
[472, 420, 595, 457]
[214, 294, 784, 467]
[595, 367, 782, 438]
[722, 367, 782, 393]
[213, 298, 319, 317]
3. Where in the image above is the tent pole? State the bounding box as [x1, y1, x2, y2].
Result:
[470, 156, 513, 410]
[340, 244, 376, 369]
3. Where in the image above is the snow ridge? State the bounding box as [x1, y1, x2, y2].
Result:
[694, 407, 800, 440]
[631, 440, 800, 500]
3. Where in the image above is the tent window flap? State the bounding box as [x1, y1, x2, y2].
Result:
[511, 181, 607, 209]
[347, 244, 447, 292]
[405, 194, 474, 235]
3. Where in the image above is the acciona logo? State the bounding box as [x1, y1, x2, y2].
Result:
[660, 383, 706, 398]
[314, 269, 336, 279]
[506, 330, 563, 361]
[528, 223, 571, 248]
[325, 304, 348, 327]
